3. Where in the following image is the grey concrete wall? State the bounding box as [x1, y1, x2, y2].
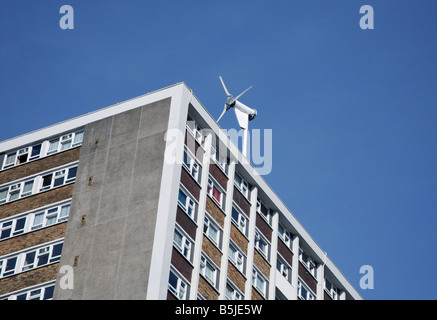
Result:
[53, 97, 171, 299]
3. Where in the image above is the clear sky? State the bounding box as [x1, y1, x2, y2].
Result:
[1, 1, 437, 300]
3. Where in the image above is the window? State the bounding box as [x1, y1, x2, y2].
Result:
[0, 216, 26, 240]
[256, 197, 272, 225]
[278, 223, 291, 247]
[255, 231, 270, 260]
[0, 241, 63, 279]
[2, 144, 43, 170]
[228, 242, 246, 273]
[168, 269, 188, 300]
[207, 177, 224, 208]
[1, 282, 55, 300]
[39, 166, 77, 192]
[203, 215, 221, 248]
[324, 277, 339, 300]
[277, 255, 291, 283]
[252, 268, 268, 298]
[30, 203, 71, 231]
[234, 173, 249, 198]
[47, 130, 84, 155]
[178, 188, 196, 220]
[200, 254, 219, 289]
[1, 130, 84, 171]
[186, 116, 203, 145]
[211, 146, 228, 173]
[231, 206, 248, 236]
[225, 282, 243, 300]
[299, 249, 316, 277]
[0, 179, 35, 204]
[298, 280, 315, 300]
[173, 227, 193, 262]
[183, 148, 201, 182]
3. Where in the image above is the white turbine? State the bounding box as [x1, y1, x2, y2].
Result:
[217, 76, 257, 157]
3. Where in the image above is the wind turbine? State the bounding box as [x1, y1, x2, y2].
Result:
[217, 76, 257, 157]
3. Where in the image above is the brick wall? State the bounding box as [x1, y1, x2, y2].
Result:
[180, 167, 201, 200]
[176, 206, 197, 240]
[233, 186, 251, 216]
[205, 196, 225, 228]
[170, 247, 193, 281]
[0, 148, 81, 185]
[0, 263, 59, 296]
[298, 261, 317, 294]
[277, 238, 293, 267]
[198, 275, 219, 300]
[256, 213, 272, 242]
[202, 236, 222, 267]
[0, 222, 66, 256]
[209, 163, 227, 190]
[227, 262, 246, 293]
[0, 184, 74, 220]
[230, 223, 248, 254]
[253, 250, 270, 279]
[185, 130, 204, 162]
[251, 288, 265, 300]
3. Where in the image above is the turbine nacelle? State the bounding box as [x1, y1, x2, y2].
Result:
[217, 76, 258, 129]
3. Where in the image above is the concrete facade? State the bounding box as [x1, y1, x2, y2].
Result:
[54, 98, 171, 299]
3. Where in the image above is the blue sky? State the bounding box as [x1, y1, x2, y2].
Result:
[1, 1, 437, 300]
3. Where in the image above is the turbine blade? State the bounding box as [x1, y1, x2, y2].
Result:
[219, 76, 231, 96]
[230, 86, 252, 104]
[217, 104, 228, 122]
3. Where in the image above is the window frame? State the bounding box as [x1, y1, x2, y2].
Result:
[177, 187, 197, 221]
[254, 230, 270, 261]
[1, 129, 84, 171]
[252, 267, 268, 298]
[298, 279, 315, 300]
[173, 226, 194, 263]
[199, 253, 220, 289]
[168, 268, 189, 300]
[207, 177, 225, 209]
[203, 213, 222, 249]
[0, 240, 64, 279]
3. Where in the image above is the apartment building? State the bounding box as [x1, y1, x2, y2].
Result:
[0, 82, 362, 300]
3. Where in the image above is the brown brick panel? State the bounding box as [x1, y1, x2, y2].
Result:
[253, 250, 270, 279]
[171, 247, 193, 282]
[0, 184, 74, 220]
[277, 238, 293, 267]
[233, 186, 251, 215]
[256, 213, 272, 242]
[205, 197, 225, 228]
[230, 224, 248, 254]
[176, 206, 197, 240]
[324, 291, 333, 300]
[180, 167, 200, 200]
[0, 222, 67, 256]
[198, 275, 219, 300]
[0, 263, 59, 296]
[209, 163, 227, 190]
[185, 130, 204, 161]
[0, 148, 81, 185]
[227, 262, 246, 293]
[202, 236, 222, 267]
[251, 288, 265, 300]
[167, 290, 177, 300]
[298, 261, 317, 294]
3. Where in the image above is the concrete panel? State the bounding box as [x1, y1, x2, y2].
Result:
[139, 98, 171, 139]
[54, 97, 173, 300]
[103, 141, 136, 185]
[109, 108, 141, 148]
[79, 116, 113, 157]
